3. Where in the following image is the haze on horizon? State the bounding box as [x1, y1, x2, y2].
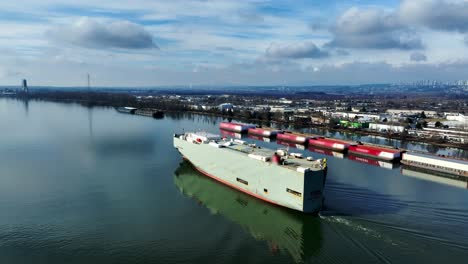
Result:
[1, 0, 468, 87]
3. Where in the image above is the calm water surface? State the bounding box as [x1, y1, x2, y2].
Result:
[1, 98, 467, 263]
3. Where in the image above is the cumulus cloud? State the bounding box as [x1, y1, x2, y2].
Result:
[48, 17, 157, 49]
[327, 7, 423, 50]
[327, 1, 468, 49]
[400, 0, 468, 33]
[265, 42, 329, 59]
[465, 35, 468, 46]
[410, 52, 427, 62]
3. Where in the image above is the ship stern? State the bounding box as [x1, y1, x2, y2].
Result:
[301, 168, 327, 214]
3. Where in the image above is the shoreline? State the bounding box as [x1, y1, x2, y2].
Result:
[2, 95, 467, 151]
[163, 109, 468, 151]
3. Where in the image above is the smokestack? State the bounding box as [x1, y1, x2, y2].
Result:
[22, 79, 28, 93]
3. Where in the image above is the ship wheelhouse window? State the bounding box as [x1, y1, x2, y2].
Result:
[286, 188, 302, 197]
[236, 178, 248, 185]
[264, 188, 268, 193]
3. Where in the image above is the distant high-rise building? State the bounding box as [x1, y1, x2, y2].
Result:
[22, 79, 28, 93]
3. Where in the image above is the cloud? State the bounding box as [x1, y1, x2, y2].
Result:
[265, 42, 329, 59]
[236, 10, 264, 23]
[309, 22, 327, 31]
[400, 0, 468, 33]
[5, 49, 468, 86]
[48, 17, 157, 49]
[201, 59, 468, 85]
[410, 52, 427, 62]
[3, 1, 468, 86]
[334, 49, 350, 56]
[328, 7, 423, 50]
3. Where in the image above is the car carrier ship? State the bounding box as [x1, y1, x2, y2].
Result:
[173, 132, 328, 213]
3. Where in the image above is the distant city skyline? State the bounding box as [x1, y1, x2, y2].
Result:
[1, 0, 468, 87]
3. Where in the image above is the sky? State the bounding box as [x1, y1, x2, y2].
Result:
[1, 0, 468, 87]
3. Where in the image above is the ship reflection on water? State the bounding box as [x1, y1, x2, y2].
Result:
[219, 129, 243, 139]
[248, 134, 272, 142]
[347, 154, 400, 170]
[276, 139, 306, 150]
[174, 161, 322, 263]
[401, 166, 468, 189]
[307, 146, 345, 159]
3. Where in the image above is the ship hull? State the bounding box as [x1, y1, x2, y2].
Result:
[308, 138, 353, 152]
[247, 128, 281, 138]
[401, 152, 468, 177]
[174, 137, 327, 213]
[115, 107, 136, 114]
[277, 133, 309, 144]
[220, 122, 255, 133]
[182, 157, 282, 206]
[348, 145, 402, 161]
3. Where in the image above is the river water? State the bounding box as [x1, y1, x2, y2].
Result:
[1, 98, 467, 263]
